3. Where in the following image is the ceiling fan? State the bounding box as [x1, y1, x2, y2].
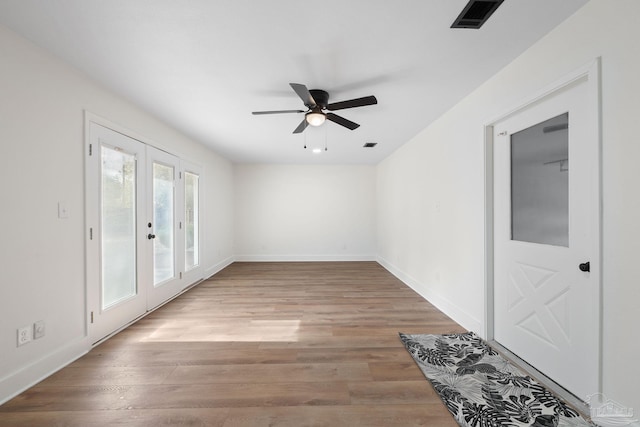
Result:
[252, 83, 377, 134]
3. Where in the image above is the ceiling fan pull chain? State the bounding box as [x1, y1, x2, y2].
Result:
[325, 126, 328, 151]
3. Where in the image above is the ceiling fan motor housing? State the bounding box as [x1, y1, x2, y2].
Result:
[308, 89, 329, 109]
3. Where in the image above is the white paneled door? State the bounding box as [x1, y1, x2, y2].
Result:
[493, 77, 600, 399]
[87, 122, 202, 343]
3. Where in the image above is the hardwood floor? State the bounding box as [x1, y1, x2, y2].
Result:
[0, 262, 466, 426]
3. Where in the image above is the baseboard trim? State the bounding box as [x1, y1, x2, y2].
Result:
[0, 336, 89, 406]
[376, 256, 482, 334]
[204, 256, 235, 278]
[234, 254, 376, 262]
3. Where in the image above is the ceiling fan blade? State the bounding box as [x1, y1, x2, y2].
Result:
[293, 118, 309, 134]
[326, 113, 360, 130]
[252, 109, 304, 115]
[290, 83, 317, 108]
[327, 95, 377, 111]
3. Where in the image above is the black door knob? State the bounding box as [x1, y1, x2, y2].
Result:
[579, 262, 590, 272]
[147, 233, 156, 240]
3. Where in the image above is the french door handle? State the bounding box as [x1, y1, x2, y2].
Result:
[579, 262, 590, 272]
[147, 233, 156, 240]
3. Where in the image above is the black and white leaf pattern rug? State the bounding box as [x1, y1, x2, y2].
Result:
[399, 331, 596, 427]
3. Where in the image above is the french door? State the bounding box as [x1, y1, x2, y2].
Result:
[146, 146, 182, 309]
[86, 121, 202, 343]
[88, 124, 148, 342]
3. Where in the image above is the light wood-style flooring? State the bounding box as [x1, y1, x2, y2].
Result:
[0, 262, 466, 426]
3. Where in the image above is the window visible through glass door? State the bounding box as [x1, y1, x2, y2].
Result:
[152, 162, 175, 285]
[101, 145, 138, 308]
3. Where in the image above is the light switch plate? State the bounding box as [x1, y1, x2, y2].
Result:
[34, 320, 45, 339]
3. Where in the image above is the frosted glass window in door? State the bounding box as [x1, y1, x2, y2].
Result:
[153, 162, 175, 285]
[185, 171, 199, 270]
[511, 113, 569, 247]
[101, 146, 137, 308]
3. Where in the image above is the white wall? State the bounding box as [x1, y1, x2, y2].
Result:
[235, 165, 376, 261]
[377, 0, 640, 414]
[0, 24, 234, 403]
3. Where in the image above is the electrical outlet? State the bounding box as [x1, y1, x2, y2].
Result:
[34, 320, 45, 339]
[17, 326, 32, 346]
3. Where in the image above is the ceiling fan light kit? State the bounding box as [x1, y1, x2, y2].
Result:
[306, 111, 326, 126]
[252, 83, 377, 134]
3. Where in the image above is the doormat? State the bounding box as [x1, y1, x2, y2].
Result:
[399, 331, 595, 427]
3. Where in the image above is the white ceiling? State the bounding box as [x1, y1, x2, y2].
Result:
[0, 0, 588, 164]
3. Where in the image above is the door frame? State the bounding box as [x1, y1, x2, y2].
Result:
[483, 58, 602, 395]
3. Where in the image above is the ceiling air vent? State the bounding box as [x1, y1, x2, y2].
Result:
[451, 0, 504, 29]
[363, 142, 377, 148]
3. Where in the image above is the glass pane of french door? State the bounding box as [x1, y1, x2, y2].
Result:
[152, 162, 175, 285]
[101, 145, 137, 308]
[185, 171, 199, 270]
